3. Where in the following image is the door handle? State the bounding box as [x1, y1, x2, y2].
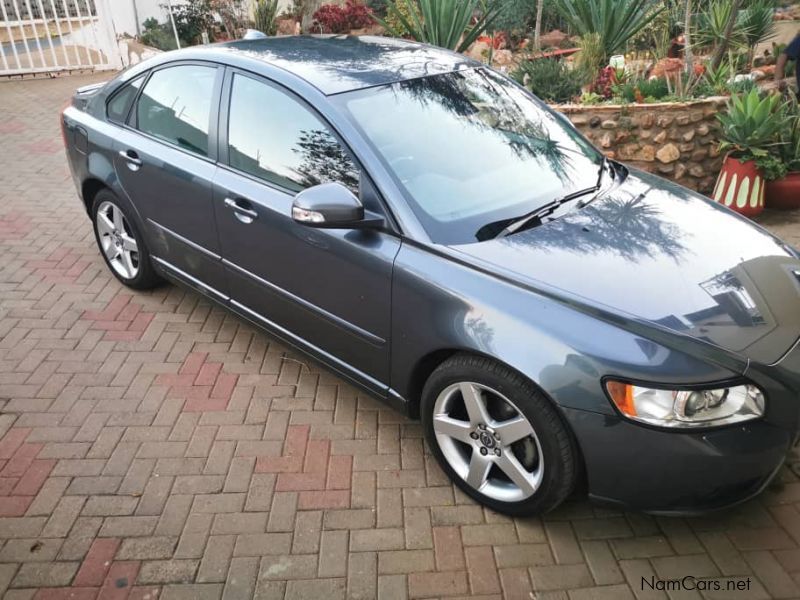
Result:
[224, 197, 258, 223]
[118, 150, 142, 168]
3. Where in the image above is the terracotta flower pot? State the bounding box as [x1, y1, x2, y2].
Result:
[712, 155, 765, 218]
[765, 172, 800, 210]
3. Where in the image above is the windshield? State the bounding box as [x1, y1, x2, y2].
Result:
[338, 68, 604, 245]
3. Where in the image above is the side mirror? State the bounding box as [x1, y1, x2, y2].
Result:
[291, 182, 384, 229]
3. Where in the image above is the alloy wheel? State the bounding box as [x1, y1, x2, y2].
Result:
[96, 200, 139, 280]
[432, 381, 543, 502]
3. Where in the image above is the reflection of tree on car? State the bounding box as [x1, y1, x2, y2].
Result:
[292, 129, 360, 194]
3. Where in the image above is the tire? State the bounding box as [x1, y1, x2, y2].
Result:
[91, 189, 161, 290]
[421, 353, 577, 516]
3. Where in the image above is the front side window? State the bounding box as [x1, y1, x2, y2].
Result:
[136, 64, 216, 156]
[227, 73, 359, 194]
[107, 75, 144, 124]
[339, 68, 604, 244]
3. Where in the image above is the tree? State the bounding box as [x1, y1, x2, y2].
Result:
[684, 0, 693, 74]
[710, 0, 742, 71]
[534, 0, 544, 50]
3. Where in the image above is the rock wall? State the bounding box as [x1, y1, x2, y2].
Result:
[554, 98, 727, 194]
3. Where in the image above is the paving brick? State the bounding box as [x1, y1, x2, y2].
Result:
[74, 537, 121, 586]
[211, 512, 267, 535]
[137, 560, 199, 585]
[11, 562, 79, 588]
[378, 550, 435, 574]
[323, 508, 375, 530]
[529, 564, 594, 592]
[465, 545, 501, 595]
[230, 533, 291, 558]
[348, 551, 377, 600]
[197, 535, 235, 583]
[258, 554, 318, 580]
[118, 536, 178, 560]
[319, 530, 349, 577]
[499, 567, 533, 600]
[407, 570, 468, 598]
[222, 557, 258, 600]
[286, 577, 346, 600]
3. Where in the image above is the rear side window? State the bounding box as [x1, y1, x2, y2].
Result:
[107, 75, 144, 124]
[226, 73, 359, 193]
[135, 64, 217, 156]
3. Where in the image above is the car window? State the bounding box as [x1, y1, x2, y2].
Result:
[135, 64, 217, 157]
[339, 68, 604, 245]
[227, 73, 359, 194]
[107, 75, 144, 124]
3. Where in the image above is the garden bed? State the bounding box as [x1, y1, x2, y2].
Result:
[555, 97, 729, 194]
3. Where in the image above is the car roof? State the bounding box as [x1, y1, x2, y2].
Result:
[207, 35, 481, 95]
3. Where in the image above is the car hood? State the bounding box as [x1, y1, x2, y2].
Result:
[453, 171, 800, 365]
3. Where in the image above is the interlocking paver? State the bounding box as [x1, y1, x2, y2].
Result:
[2, 70, 800, 600]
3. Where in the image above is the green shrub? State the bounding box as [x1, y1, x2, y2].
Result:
[551, 0, 664, 64]
[376, 0, 502, 52]
[254, 0, 280, 35]
[140, 17, 178, 51]
[513, 58, 586, 104]
[380, 0, 419, 36]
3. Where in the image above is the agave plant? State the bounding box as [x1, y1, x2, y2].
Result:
[254, 0, 280, 36]
[376, 0, 503, 53]
[717, 88, 788, 160]
[550, 0, 665, 64]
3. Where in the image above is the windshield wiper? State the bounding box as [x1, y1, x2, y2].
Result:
[491, 157, 616, 240]
[493, 186, 598, 239]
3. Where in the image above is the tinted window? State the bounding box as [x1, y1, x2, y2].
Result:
[340, 68, 604, 244]
[136, 65, 216, 156]
[107, 75, 143, 123]
[227, 74, 359, 193]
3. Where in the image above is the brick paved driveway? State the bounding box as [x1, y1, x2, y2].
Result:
[2, 74, 800, 600]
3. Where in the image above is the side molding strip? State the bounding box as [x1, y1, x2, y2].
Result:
[230, 298, 388, 391]
[151, 255, 229, 302]
[222, 258, 386, 347]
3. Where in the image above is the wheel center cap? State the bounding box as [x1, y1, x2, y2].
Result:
[479, 431, 495, 448]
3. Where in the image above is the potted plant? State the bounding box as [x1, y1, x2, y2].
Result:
[713, 88, 787, 217]
[765, 97, 800, 210]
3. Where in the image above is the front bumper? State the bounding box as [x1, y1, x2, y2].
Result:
[562, 406, 793, 514]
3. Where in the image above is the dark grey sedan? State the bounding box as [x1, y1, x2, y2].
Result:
[61, 35, 800, 516]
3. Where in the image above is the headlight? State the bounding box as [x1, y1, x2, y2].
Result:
[605, 380, 765, 428]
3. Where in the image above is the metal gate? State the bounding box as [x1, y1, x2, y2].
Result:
[1, 0, 122, 75]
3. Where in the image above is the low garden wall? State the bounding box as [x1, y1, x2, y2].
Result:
[554, 97, 728, 194]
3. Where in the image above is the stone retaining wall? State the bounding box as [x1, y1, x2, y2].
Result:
[554, 97, 728, 194]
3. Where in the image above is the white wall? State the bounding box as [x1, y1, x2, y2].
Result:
[110, 0, 186, 37]
[110, 0, 296, 38]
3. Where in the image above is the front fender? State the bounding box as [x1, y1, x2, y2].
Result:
[390, 242, 743, 415]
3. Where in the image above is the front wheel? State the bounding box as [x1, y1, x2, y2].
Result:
[421, 354, 578, 516]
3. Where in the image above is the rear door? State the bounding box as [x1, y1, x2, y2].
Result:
[213, 70, 400, 389]
[113, 61, 227, 298]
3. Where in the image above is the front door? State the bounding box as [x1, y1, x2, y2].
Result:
[113, 62, 227, 297]
[213, 71, 400, 390]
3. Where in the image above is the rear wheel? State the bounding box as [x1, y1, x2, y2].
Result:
[92, 190, 160, 290]
[422, 354, 577, 515]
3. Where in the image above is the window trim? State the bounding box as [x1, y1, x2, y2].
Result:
[217, 67, 400, 233]
[124, 60, 225, 163]
[218, 67, 363, 195]
[105, 73, 146, 125]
